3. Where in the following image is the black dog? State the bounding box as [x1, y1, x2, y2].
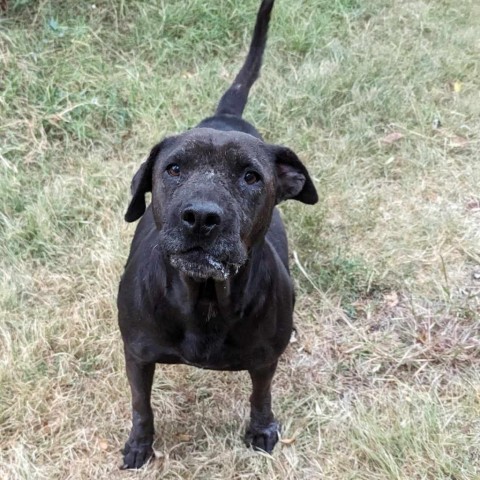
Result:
[117, 0, 318, 469]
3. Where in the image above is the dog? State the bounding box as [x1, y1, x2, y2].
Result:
[117, 0, 318, 469]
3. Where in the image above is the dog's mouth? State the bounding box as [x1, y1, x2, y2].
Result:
[169, 247, 241, 282]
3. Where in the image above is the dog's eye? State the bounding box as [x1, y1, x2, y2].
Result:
[166, 164, 181, 177]
[244, 171, 260, 185]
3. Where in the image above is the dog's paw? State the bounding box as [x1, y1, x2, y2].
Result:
[120, 439, 154, 470]
[245, 421, 280, 454]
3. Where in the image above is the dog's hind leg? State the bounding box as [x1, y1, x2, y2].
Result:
[245, 361, 280, 453]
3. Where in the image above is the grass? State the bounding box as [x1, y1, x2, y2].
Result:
[1, 0, 480, 478]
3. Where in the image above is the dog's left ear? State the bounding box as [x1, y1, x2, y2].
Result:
[124, 141, 165, 222]
[269, 145, 318, 204]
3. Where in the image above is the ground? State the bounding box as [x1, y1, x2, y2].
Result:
[1, 0, 479, 478]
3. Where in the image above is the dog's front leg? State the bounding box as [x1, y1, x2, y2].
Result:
[245, 361, 280, 453]
[121, 352, 156, 469]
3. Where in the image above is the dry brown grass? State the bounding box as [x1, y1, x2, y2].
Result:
[1, 0, 480, 478]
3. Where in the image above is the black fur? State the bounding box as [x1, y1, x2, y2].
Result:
[118, 0, 318, 469]
[215, 0, 274, 117]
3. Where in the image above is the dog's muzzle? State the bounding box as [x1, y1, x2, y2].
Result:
[160, 200, 247, 281]
[169, 248, 240, 282]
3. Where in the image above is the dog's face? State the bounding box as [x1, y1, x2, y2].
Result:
[125, 128, 317, 281]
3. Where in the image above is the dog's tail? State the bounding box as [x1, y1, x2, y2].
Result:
[215, 0, 274, 117]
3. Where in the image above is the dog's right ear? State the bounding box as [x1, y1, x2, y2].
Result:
[124, 142, 164, 222]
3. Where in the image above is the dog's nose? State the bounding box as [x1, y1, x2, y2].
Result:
[181, 202, 223, 236]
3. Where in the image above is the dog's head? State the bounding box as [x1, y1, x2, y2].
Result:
[125, 128, 317, 281]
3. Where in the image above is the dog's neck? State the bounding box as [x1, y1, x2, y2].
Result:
[176, 240, 267, 320]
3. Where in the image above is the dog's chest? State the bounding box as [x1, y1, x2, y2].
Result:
[179, 327, 225, 366]
[177, 304, 231, 367]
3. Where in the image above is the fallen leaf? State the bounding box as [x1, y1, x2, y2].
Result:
[381, 132, 404, 144]
[289, 329, 298, 344]
[416, 330, 428, 345]
[435, 128, 470, 148]
[48, 18, 59, 31]
[449, 135, 469, 148]
[99, 440, 109, 451]
[384, 291, 399, 308]
[153, 448, 164, 456]
[466, 199, 480, 211]
[280, 437, 297, 445]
